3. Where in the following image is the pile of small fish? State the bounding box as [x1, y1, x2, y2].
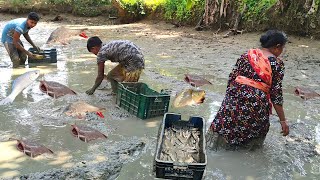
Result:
[160, 126, 201, 164]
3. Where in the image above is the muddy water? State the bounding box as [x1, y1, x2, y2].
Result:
[0, 15, 320, 179]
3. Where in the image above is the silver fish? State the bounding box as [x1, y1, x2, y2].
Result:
[0, 70, 40, 105]
[160, 126, 201, 163]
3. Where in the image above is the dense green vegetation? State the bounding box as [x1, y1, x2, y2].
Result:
[4, 0, 204, 22]
[2, 0, 320, 38]
[240, 0, 277, 21]
[4, 0, 111, 16]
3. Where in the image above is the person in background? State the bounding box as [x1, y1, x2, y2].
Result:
[1, 12, 41, 68]
[85, 36, 145, 95]
[207, 30, 289, 150]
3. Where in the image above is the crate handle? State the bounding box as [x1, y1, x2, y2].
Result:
[173, 162, 188, 169]
[160, 89, 171, 95]
[154, 97, 162, 102]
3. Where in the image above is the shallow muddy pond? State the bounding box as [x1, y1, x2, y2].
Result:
[0, 14, 320, 179]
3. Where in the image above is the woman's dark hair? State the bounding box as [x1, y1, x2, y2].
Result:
[87, 36, 102, 52]
[260, 30, 287, 48]
[27, 12, 40, 22]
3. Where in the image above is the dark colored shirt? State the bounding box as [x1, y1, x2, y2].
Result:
[97, 40, 145, 72]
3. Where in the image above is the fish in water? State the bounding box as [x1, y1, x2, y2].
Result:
[184, 74, 212, 87]
[173, 89, 206, 108]
[39, 80, 76, 98]
[9, 138, 54, 158]
[64, 101, 105, 119]
[71, 124, 107, 142]
[0, 70, 40, 105]
[294, 86, 320, 100]
[46, 26, 88, 45]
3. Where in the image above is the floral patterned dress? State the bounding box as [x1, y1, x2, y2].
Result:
[210, 52, 285, 146]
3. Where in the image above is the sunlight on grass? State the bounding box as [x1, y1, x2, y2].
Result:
[144, 0, 166, 9]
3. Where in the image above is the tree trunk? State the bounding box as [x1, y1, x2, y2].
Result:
[196, 0, 240, 31]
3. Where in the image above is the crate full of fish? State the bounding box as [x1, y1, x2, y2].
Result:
[28, 48, 57, 63]
[116, 82, 170, 119]
[154, 113, 207, 179]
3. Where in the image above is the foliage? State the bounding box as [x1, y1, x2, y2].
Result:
[164, 0, 203, 22]
[118, 0, 146, 16]
[45, 0, 111, 16]
[240, 0, 277, 21]
[144, 0, 166, 10]
[5, 0, 31, 12]
[72, 0, 111, 16]
[4, 0, 202, 20]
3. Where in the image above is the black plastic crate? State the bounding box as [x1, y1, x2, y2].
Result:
[154, 113, 207, 179]
[116, 82, 170, 119]
[28, 48, 57, 63]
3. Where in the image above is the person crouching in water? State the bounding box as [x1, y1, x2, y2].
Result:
[1, 12, 41, 68]
[206, 30, 289, 151]
[86, 36, 145, 95]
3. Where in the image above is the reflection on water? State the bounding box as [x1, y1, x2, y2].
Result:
[0, 19, 319, 180]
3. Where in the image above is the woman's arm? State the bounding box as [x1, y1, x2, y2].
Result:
[273, 104, 289, 136]
[269, 57, 289, 136]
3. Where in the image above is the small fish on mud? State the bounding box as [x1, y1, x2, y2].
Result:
[71, 124, 107, 142]
[0, 70, 40, 105]
[294, 86, 320, 100]
[64, 101, 105, 119]
[46, 26, 88, 45]
[39, 80, 77, 98]
[184, 74, 212, 87]
[8, 138, 54, 158]
[173, 89, 206, 108]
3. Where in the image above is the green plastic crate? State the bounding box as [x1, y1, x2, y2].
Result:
[116, 82, 170, 119]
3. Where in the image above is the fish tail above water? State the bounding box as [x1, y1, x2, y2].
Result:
[0, 94, 15, 105]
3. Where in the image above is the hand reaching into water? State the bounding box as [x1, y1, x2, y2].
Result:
[86, 88, 95, 95]
[280, 121, 289, 136]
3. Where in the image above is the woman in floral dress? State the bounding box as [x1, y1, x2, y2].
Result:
[207, 30, 290, 150]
